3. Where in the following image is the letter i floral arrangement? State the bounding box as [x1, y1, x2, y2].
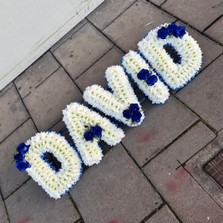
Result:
[14, 23, 202, 199]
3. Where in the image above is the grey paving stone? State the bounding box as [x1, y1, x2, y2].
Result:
[0, 119, 36, 198]
[0, 195, 9, 223]
[88, 0, 136, 30]
[186, 131, 223, 209]
[122, 96, 198, 166]
[0, 85, 29, 143]
[103, 0, 174, 52]
[143, 123, 222, 223]
[150, 0, 166, 6]
[145, 205, 179, 223]
[205, 17, 223, 45]
[53, 23, 113, 80]
[75, 47, 124, 91]
[24, 67, 82, 131]
[177, 55, 223, 131]
[5, 180, 80, 223]
[51, 19, 87, 52]
[178, 21, 222, 69]
[14, 52, 60, 98]
[162, 0, 223, 31]
[71, 144, 162, 223]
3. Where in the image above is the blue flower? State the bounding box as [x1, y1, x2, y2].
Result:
[167, 22, 178, 35]
[123, 103, 142, 123]
[15, 160, 31, 172]
[175, 25, 186, 38]
[17, 143, 29, 155]
[84, 131, 94, 141]
[84, 125, 103, 141]
[157, 27, 169, 39]
[91, 125, 103, 138]
[146, 75, 158, 86]
[14, 153, 24, 161]
[137, 69, 158, 86]
[158, 23, 186, 39]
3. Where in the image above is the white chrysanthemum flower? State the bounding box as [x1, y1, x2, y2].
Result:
[122, 51, 169, 104]
[25, 132, 82, 199]
[138, 23, 202, 90]
[84, 65, 145, 127]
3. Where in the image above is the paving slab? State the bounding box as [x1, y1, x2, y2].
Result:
[186, 130, 223, 209]
[149, 0, 166, 6]
[143, 122, 222, 223]
[103, 0, 174, 52]
[71, 144, 162, 223]
[24, 67, 82, 131]
[5, 180, 80, 223]
[0, 195, 9, 223]
[50, 19, 87, 52]
[14, 52, 60, 98]
[177, 55, 223, 131]
[177, 21, 222, 70]
[53, 22, 113, 80]
[75, 47, 124, 91]
[0, 119, 36, 199]
[162, 0, 223, 31]
[205, 17, 223, 45]
[88, 0, 136, 30]
[145, 205, 179, 223]
[122, 96, 198, 166]
[0, 85, 29, 143]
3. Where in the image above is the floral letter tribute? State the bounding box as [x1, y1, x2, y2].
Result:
[14, 23, 202, 199]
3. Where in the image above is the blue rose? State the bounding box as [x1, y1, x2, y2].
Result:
[15, 160, 31, 172]
[157, 27, 169, 39]
[175, 25, 186, 38]
[84, 130, 94, 141]
[91, 125, 103, 138]
[84, 125, 103, 141]
[123, 103, 142, 123]
[167, 22, 178, 35]
[146, 75, 158, 86]
[14, 153, 24, 161]
[17, 143, 29, 155]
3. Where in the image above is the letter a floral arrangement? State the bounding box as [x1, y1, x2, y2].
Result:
[14, 23, 202, 199]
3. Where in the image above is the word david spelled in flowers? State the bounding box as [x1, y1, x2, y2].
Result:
[14, 23, 202, 199]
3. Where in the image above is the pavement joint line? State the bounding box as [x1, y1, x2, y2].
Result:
[50, 20, 88, 53]
[87, 18, 127, 54]
[141, 119, 201, 169]
[22, 63, 62, 100]
[146, 0, 223, 47]
[68, 193, 85, 223]
[173, 93, 218, 134]
[50, 52, 84, 94]
[0, 117, 30, 145]
[174, 52, 223, 96]
[139, 202, 165, 223]
[90, 0, 138, 32]
[203, 15, 223, 32]
[50, 45, 107, 95]
[4, 178, 31, 202]
[120, 141, 183, 222]
[181, 161, 223, 211]
[0, 185, 11, 223]
[13, 82, 40, 132]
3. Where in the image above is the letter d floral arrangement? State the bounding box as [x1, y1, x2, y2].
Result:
[14, 23, 202, 199]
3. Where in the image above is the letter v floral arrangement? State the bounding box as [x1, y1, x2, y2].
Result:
[14, 23, 202, 199]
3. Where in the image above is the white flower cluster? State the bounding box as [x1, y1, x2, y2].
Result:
[63, 102, 125, 166]
[138, 23, 202, 90]
[122, 51, 169, 104]
[83, 65, 145, 127]
[25, 132, 82, 199]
